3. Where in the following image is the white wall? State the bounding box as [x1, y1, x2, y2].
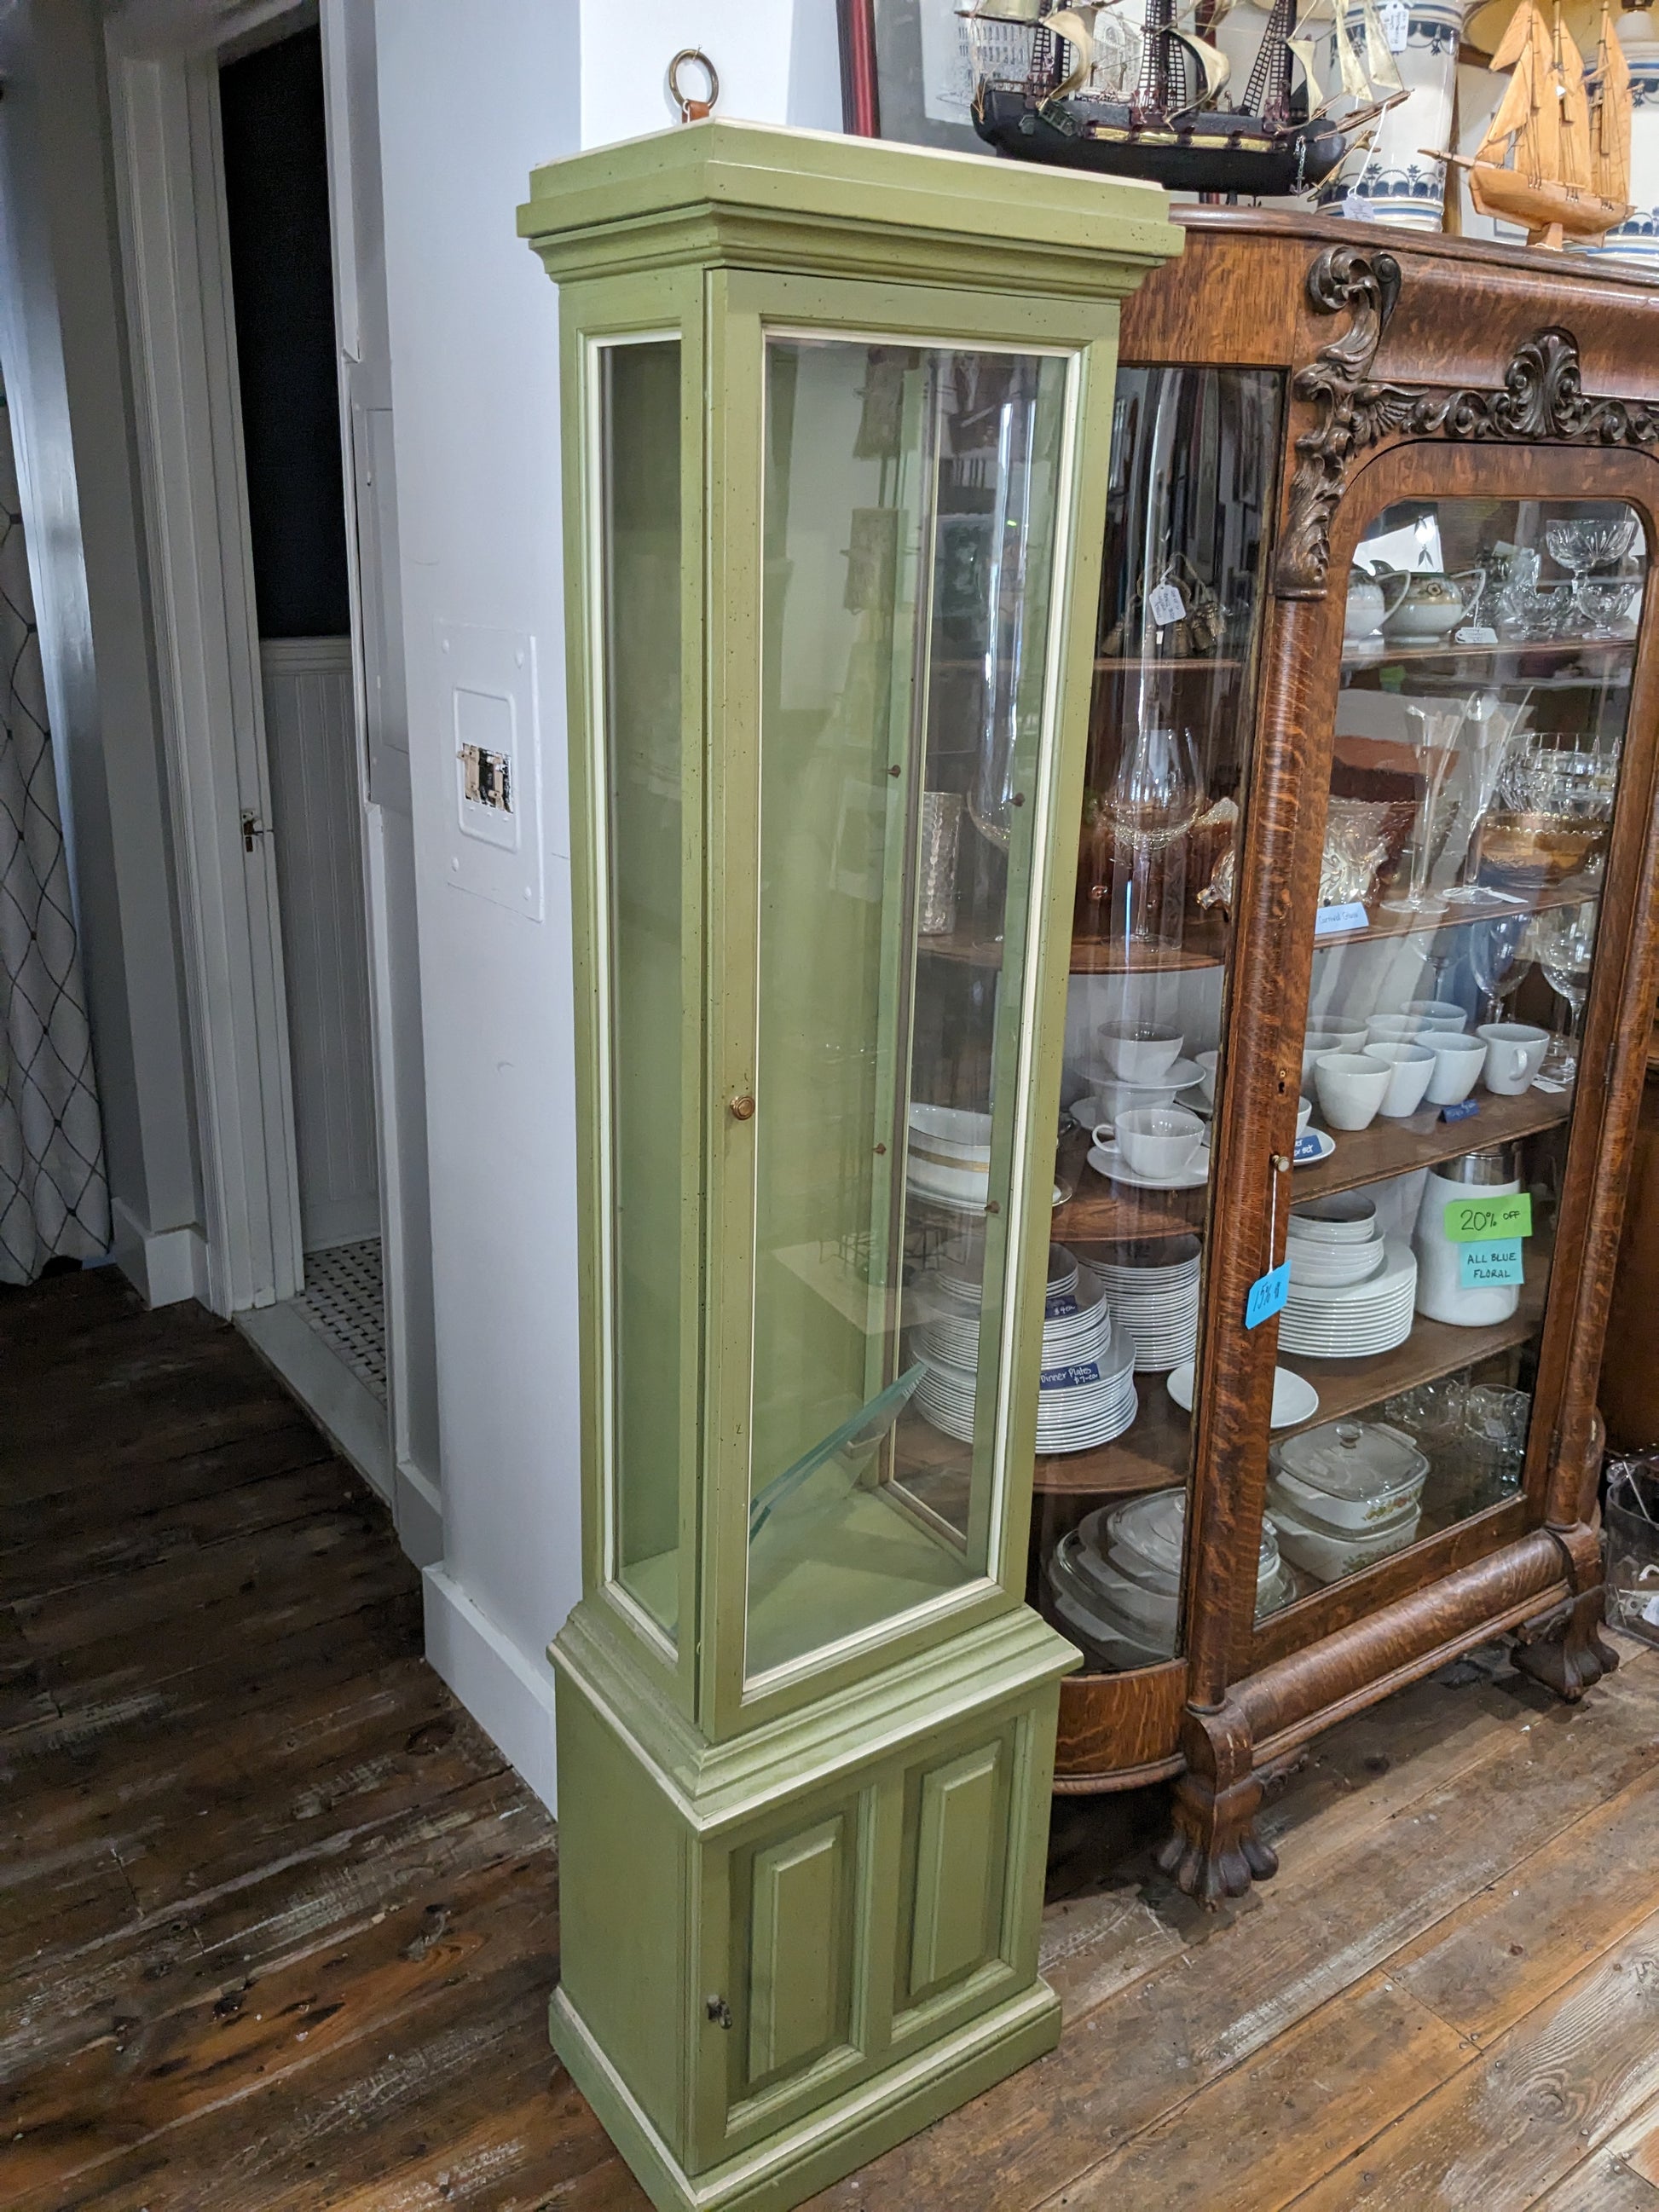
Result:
[374, 0, 841, 1810]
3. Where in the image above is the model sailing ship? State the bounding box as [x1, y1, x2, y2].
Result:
[964, 0, 1408, 195]
[1444, 0, 1632, 246]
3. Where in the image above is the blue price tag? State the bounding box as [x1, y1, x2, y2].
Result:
[1292, 1129, 1324, 1163]
[1460, 1239, 1525, 1288]
[1246, 1261, 1291, 1330]
[1441, 1099, 1480, 1124]
[1315, 900, 1369, 939]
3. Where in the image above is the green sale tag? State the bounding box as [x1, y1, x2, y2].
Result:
[1443, 1192, 1532, 1243]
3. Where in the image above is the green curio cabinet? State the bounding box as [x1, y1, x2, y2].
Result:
[519, 124, 1178, 2212]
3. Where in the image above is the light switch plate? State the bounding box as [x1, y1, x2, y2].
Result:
[436, 623, 542, 919]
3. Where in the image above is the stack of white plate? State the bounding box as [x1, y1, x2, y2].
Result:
[1090, 1236, 1201, 1373]
[916, 1244, 1138, 1452]
[1279, 1210, 1418, 1360]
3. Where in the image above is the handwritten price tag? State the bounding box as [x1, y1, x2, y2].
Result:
[1246, 1261, 1290, 1330]
[1147, 580, 1187, 627]
[1443, 1193, 1533, 1242]
[1315, 900, 1369, 938]
[1460, 1239, 1525, 1287]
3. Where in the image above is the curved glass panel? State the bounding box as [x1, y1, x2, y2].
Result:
[1032, 366, 1286, 1673]
[744, 335, 1072, 1684]
[1267, 495, 1647, 1604]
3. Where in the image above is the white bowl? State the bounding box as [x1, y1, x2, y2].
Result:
[1365, 1014, 1436, 1046]
[1300, 1027, 1362, 1083]
[908, 1104, 994, 1160]
[1290, 1193, 1379, 1243]
[1315, 1051, 1391, 1132]
[1195, 1048, 1219, 1107]
[1361, 1041, 1436, 1118]
[1400, 999, 1467, 1031]
[1423, 1032, 1487, 1106]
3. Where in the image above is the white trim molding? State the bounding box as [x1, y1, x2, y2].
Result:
[423, 1567, 559, 1814]
[106, 29, 304, 1317]
[110, 1197, 209, 1308]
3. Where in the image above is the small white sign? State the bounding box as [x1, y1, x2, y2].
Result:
[1381, 0, 1410, 53]
[1456, 625, 1500, 645]
[1315, 899, 1370, 938]
[1147, 580, 1188, 627]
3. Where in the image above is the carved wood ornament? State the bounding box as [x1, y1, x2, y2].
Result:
[1275, 243, 1659, 597]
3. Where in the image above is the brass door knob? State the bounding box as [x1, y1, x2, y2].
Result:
[729, 1094, 756, 1122]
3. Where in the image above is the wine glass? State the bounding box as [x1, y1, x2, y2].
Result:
[1100, 720, 1203, 945]
[1545, 514, 1639, 629]
[1534, 901, 1598, 1083]
[1468, 912, 1532, 1025]
[1383, 703, 1464, 915]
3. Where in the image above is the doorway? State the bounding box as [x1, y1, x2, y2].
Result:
[216, 29, 388, 1440]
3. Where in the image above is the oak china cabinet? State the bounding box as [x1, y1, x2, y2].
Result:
[519, 123, 1178, 2212]
[1040, 211, 1659, 1903]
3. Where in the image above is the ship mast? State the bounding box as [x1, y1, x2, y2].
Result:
[1241, 0, 1298, 124]
[1132, 0, 1192, 121]
[1589, 0, 1633, 206]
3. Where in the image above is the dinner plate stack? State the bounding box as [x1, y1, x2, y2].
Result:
[1278, 1204, 1418, 1359]
[915, 1244, 1139, 1453]
[1090, 1236, 1202, 1373]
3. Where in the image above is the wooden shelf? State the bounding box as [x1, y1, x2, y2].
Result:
[1275, 1272, 1546, 1439]
[1341, 634, 1635, 671]
[1053, 1129, 1210, 1245]
[1095, 655, 1243, 672]
[1292, 1085, 1572, 1204]
[1309, 872, 1600, 951]
[1069, 917, 1229, 974]
[1033, 1375, 1191, 1496]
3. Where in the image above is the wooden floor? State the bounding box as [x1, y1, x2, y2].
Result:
[6, 1271, 1659, 2210]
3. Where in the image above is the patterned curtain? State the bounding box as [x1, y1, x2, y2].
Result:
[0, 393, 110, 1282]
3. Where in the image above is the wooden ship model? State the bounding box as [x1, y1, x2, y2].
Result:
[1447, 0, 1633, 246]
[964, 0, 1406, 195]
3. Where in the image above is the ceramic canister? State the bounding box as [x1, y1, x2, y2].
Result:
[1581, 14, 1659, 276]
[1413, 1144, 1522, 1325]
[1318, 0, 1463, 230]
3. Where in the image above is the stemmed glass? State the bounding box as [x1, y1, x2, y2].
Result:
[1534, 901, 1598, 1083]
[1468, 912, 1532, 1025]
[1101, 719, 1203, 946]
[1383, 703, 1464, 915]
[1544, 515, 1639, 630]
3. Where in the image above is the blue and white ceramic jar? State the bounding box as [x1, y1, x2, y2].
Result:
[1318, 0, 1467, 228]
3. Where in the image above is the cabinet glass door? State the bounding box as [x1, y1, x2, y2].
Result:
[1269, 495, 1647, 1603]
[1031, 366, 1285, 1673]
[743, 335, 1073, 1684]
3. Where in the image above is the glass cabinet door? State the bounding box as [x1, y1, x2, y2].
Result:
[1029, 366, 1286, 1674]
[743, 335, 1073, 1685]
[1266, 494, 1647, 1608]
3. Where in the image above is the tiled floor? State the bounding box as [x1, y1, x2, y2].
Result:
[292, 1237, 386, 1401]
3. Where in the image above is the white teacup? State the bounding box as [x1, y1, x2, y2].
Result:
[1097, 1023, 1183, 1084]
[1365, 1014, 1436, 1046]
[1401, 998, 1467, 1031]
[1423, 1032, 1488, 1106]
[1361, 1041, 1436, 1118]
[1301, 1027, 1361, 1083]
[1079, 1077, 1179, 1124]
[1315, 1050, 1392, 1132]
[1296, 1095, 1313, 1136]
[1114, 1104, 1205, 1179]
[1478, 1021, 1551, 1094]
[1194, 1048, 1219, 1107]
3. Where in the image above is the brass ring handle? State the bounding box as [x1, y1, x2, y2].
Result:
[669, 48, 720, 123]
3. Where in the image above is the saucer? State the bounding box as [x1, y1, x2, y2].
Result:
[1292, 1130, 1337, 1168]
[1088, 1141, 1210, 1193]
[1167, 1360, 1320, 1429]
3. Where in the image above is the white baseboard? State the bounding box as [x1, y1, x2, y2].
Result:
[237, 1297, 392, 1502]
[394, 1457, 445, 1568]
[423, 1565, 558, 1815]
[110, 1198, 209, 1309]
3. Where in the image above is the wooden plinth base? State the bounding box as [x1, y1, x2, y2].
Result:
[551, 1978, 1061, 2212]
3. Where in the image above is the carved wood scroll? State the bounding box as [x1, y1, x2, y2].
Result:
[1275, 243, 1659, 598]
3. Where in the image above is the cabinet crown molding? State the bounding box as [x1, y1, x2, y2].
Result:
[1277, 242, 1659, 598]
